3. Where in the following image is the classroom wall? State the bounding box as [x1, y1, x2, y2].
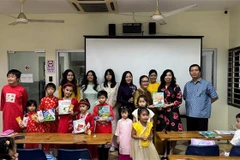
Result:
[228, 4, 240, 130]
[0, 10, 229, 131]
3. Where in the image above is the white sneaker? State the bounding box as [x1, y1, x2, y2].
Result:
[109, 146, 115, 152]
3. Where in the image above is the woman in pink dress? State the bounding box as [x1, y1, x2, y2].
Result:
[115, 106, 132, 160]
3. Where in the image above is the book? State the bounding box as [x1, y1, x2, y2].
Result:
[214, 130, 235, 135]
[98, 105, 110, 117]
[37, 111, 44, 122]
[199, 131, 217, 138]
[191, 138, 216, 146]
[152, 92, 164, 107]
[42, 108, 56, 122]
[58, 100, 72, 115]
[73, 119, 90, 134]
[16, 116, 29, 127]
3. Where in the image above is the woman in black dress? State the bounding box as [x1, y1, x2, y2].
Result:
[157, 69, 183, 158]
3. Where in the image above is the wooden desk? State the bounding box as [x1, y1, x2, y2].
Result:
[156, 131, 233, 141]
[14, 133, 112, 145]
[168, 155, 240, 160]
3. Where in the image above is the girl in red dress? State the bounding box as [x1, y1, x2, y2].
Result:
[57, 83, 79, 133]
[19, 100, 44, 149]
[38, 83, 59, 152]
[75, 98, 97, 159]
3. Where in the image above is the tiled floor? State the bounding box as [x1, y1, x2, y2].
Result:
[107, 140, 232, 160]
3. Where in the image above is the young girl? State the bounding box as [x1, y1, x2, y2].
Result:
[76, 98, 94, 134]
[58, 83, 79, 133]
[19, 100, 44, 149]
[115, 107, 132, 160]
[0, 137, 18, 160]
[130, 108, 159, 160]
[58, 69, 81, 101]
[75, 98, 97, 159]
[132, 95, 155, 123]
[38, 83, 59, 152]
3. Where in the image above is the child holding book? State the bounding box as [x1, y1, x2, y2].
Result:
[1, 69, 28, 133]
[130, 107, 159, 160]
[115, 106, 132, 160]
[57, 83, 79, 133]
[18, 100, 44, 149]
[132, 95, 155, 123]
[38, 83, 59, 152]
[74, 98, 97, 159]
[75, 98, 94, 134]
[93, 90, 114, 160]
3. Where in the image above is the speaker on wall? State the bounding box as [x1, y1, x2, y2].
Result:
[108, 24, 116, 36]
[149, 22, 156, 34]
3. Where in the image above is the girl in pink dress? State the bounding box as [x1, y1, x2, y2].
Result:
[115, 106, 133, 160]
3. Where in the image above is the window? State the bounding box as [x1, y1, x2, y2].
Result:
[228, 47, 240, 108]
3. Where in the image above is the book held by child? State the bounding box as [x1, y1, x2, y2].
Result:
[98, 105, 110, 117]
[58, 99, 72, 115]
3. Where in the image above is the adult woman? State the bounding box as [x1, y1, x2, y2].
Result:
[147, 69, 160, 95]
[117, 71, 137, 119]
[81, 70, 100, 113]
[101, 69, 119, 152]
[58, 69, 81, 101]
[157, 69, 183, 158]
[133, 75, 153, 108]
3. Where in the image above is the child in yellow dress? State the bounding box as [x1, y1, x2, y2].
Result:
[130, 107, 159, 160]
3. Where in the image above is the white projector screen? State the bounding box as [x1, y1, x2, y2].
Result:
[85, 37, 202, 115]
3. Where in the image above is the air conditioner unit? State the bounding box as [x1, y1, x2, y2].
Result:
[68, 0, 118, 13]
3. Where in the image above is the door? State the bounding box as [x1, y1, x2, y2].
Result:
[8, 51, 46, 103]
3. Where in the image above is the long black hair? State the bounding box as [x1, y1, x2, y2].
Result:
[103, 69, 117, 88]
[26, 100, 37, 112]
[159, 69, 176, 89]
[0, 137, 15, 160]
[81, 70, 98, 92]
[60, 69, 78, 96]
[120, 71, 133, 86]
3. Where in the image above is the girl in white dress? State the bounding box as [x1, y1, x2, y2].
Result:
[101, 69, 119, 151]
[81, 70, 100, 113]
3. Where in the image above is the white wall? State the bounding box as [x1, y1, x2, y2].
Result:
[0, 10, 229, 131]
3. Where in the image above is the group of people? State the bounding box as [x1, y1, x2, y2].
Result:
[0, 63, 221, 160]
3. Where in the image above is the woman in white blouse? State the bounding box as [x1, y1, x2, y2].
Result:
[81, 70, 100, 113]
[101, 69, 119, 152]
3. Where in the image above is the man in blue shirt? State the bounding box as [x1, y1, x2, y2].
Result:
[183, 64, 218, 131]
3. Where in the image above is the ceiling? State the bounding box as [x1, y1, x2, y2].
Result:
[0, 0, 240, 14]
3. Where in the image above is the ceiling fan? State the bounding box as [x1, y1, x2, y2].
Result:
[6, 0, 64, 26]
[119, 0, 197, 25]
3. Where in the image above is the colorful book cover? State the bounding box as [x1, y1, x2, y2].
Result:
[73, 119, 90, 134]
[152, 92, 164, 107]
[98, 105, 110, 117]
[58, 100, 71, 115]
[199, 131, 217, 138]
[42, 109, 55, 122]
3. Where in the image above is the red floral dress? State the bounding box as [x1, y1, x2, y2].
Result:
[25, 112, 44, 149]
[38, 96, 58, 151]
[39, 96, 59, 133]
[156, 84, 183, 132]
[58, 98, 79, 133]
